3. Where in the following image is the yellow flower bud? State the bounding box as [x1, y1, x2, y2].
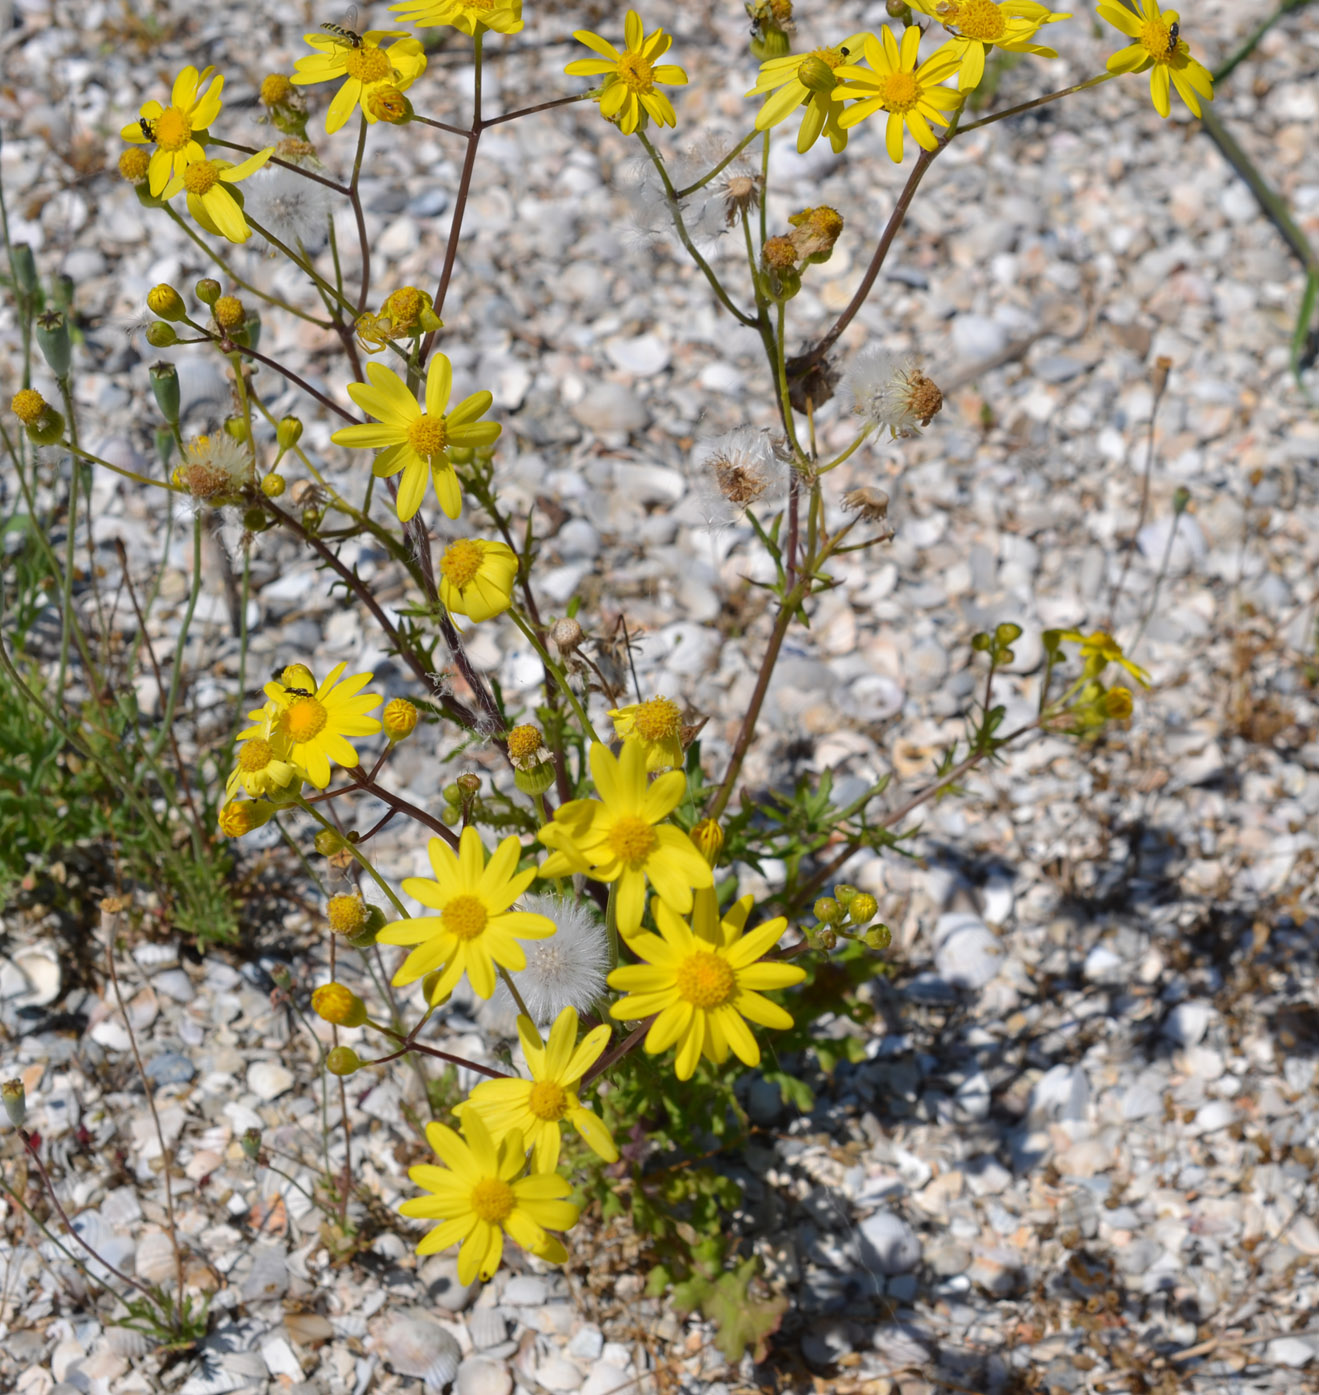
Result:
[382, 697, 418, 741]
[261, 473, 286, 498]
[690, 818, 724, 867]
[260, 73, 296, 106]
[118, 147, 151, 183]
[312, 982, 368, 1028]
[11, 389, 48, 426]
[218, 799, 275, 838]
[327, 894, 369, 935]
[848, 893, 878, 925]
[147, 284, 186, 321]
[1104, 687, 1133, 720]
[276, 415, 303, 450]
[213, 296, 245, 331]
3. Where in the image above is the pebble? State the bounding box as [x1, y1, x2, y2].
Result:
[858, 1212, 922, 1275]
[246, 1061, 295, 1102]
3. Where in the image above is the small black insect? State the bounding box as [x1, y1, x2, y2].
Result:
[1166, 20, 1180, 54]
[139, 117, 155, 141]
[282, 686, 314, 698]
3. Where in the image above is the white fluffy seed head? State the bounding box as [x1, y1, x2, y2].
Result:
[497, 893, 610, 1026]
[843, 347, 943, 437]
[689, 426, 788, 528]
[244, 167, 331, 251]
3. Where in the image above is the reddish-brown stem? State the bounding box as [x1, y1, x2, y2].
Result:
[371, 1025, 510, 1079]
[348, 766, 459, 848]
[258, 497, 481, 730]
[20, 1131, 159, 1303]
[235, 342, 356, 423]
[789, 144, 942, 386]
[582, 1019, 654, 1087]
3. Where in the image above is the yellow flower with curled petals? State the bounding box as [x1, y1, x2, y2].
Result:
[1053, 629, 1151, 687]
[537, 741, 712, 938]
[400, 1113, 579, 1283]
[163, 149, 274, 244]
[909, 0, 1069, 90]
[291, 29, 427, 134]
[746, 33, 870, 154]
[565, 10, 688, 135]
[121, 65, 224, 198]
[1097, 0, 1213, 118]
[835, 27, 963, 162]
[439, 538, 518, 622]
[377, 827, 555, 1003]
[608, 895, 806, 1080]
[238, 662, 382, 790]
[331, 354, 500, 523]
[392, 0, 524, 37]
[457, 1008, 617, 1171]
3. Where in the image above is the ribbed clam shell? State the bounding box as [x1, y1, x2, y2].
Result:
[468, 1307, 507, 1349]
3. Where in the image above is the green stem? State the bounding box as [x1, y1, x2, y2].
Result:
[509, 607, 599, 742]
[636, 129, 757, 328]
[498, 965, 533, 1020]
[675, 130, 760, 199]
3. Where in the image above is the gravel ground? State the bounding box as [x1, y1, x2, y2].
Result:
[3, 0, 1319, 1391]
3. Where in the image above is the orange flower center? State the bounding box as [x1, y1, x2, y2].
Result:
[407, 414, 448, 460]
[633, 696, 681, 743]
[154, 106, 192, 151]
[675, 950, 736, 1009]
[607, 815, 657, 867]
[440, 539, 483, 589]
[443, 894, 488, 941]
[283, 696, 328, 743]
[238, 738, 277, 772]
[946, 0, 1006, 40]
[879, 71, 920, 110]
[345, 46, 392, 83]
[528, 1080, 570, 1121]
[469, 1176, 515, 1224]
[616, 51, 654, 92]
[507, 724, 544, 762]
[183, 161, 219, 195]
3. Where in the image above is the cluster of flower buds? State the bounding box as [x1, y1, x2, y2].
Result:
[809, 884, 890, 952]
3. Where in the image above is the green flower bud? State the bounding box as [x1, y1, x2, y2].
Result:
[223, 415, 248, 442]
[814, 897, 843, 925]
[994, 623, 1023, 646]
[145, 322, 179, 348]
[832, 884, 858, 908]
[971, 632, 992, 652]
[194, 278, 222, 306]
[2, 1079, 26, 1128]
[241, 1127, 263, 1160]
[35, 310, 71, 379]
[276, 415, 303, 450]
[325, 1046, 361, 1076]
[149, 362, 180, 424]
[26, 407, 66, 446]
[314, 829, 346, 857]
[243, 506, 273, 532]
[442, 783, 463, 804]
[816, 927, 837, 951]
[750, 28, 791, 59]
[863, 924, 892, 951]
[11, 244, 38, 296]
[797, 55, 837, 92]
[514, 761, 556, 796]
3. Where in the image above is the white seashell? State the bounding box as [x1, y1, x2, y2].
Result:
[10, 946, 62, 1007]
[372, 1310, 462, 1389]
[103, 1326, 153, 1358]
[132, 942, 179, 971]
[468, 1306, 507, 1349]
[134, 1229, 178, 1285]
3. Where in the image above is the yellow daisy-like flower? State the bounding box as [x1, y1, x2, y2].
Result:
[439, 538, 518, 622]
[400, 1113, 579, 1284]
[909, 0, 1069, 91]
[225, 736, 301, 801]
[330, 354, 500, 523]
[1054, 629, 1152, 687]
[162, 149, 274, 244]
[1097, 0, 1213, 118]
[608, 695, 684, 772]
[537, 741, 713, 938]
[239, 662, 383, 790]
[835, 26, 963, 162]
[378, 827, 555, 1002]
[565, 10, 689, 136]
[456, 1008, 618, 1171]
[745, 32, 870, 155]
[291, 30, 427, 135]
[608, 896, 806, 1081]
[391, 0, 524, 37]
[120, 65, 224, 198]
